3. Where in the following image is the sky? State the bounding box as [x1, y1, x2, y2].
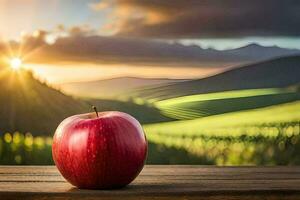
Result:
[0, 0, 102, 39]
[0, 0, 299, 84]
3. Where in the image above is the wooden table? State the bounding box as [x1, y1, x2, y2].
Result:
[1, 166, 300, 200]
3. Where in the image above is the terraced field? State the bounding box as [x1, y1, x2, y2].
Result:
[155, 88, 300, 120]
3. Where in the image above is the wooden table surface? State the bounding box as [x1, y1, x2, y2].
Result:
[1, 165, 300, 200]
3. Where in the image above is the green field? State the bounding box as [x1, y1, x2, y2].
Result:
[1, 101, 300, 165]
[0, 132, 205, 165]
[143, 101, 300, 164]
[0, 132, 53, 165]
[146, 100, 300, 136]
[155, 88, 300, 120]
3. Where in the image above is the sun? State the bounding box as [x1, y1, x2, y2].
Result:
[10, 57, 23, 70]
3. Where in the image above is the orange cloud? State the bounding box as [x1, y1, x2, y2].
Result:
[89, 1, 110, 11]
[92, 0, 300, 38]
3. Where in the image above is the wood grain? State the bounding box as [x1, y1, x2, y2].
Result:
[1, 166, 300, 200]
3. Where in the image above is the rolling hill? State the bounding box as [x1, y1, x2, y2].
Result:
[155, 88, 300, 120]
[60, 77, 188, 99]
[88, 98, 173, 124]
[144, 100, 300, 137]
[131, 56, 300, 100]
[0, 67, 174, 135]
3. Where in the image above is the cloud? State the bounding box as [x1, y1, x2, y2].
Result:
[89, 1, 110, 11]
[0, 26, 241, 67]
[2, 26, 299, 69]
[24, 34, 239, 67]
[93, 0, 300, 38]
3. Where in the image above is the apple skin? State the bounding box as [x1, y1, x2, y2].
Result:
[52, 111, 147, 189]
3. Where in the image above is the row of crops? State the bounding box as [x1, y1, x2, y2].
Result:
[147, 121, 300, 165]
[1, 122, 300, 165]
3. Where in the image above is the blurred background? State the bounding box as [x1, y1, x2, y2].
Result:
[0, 0, 300, 165]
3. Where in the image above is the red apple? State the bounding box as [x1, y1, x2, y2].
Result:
[52, 109, 147, 189]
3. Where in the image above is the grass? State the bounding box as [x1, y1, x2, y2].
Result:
[154, 88, 300, 120]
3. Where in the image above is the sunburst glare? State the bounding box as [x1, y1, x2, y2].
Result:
[9, 57, 23, 70]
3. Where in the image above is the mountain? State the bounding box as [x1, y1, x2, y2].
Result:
[224, 43, 300, 60]
[29, 35, 300, 68]
[60, 77, 189, 99]
[131, 55, 300, 100]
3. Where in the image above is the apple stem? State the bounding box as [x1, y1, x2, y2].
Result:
[92, 106, 99, 118]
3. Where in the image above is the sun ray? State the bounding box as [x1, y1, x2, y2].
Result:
[0, 31, 49, 73]
[17, 35, 26, 58]
[21, 44, 47, 61]
[0, 34, 14, 58]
